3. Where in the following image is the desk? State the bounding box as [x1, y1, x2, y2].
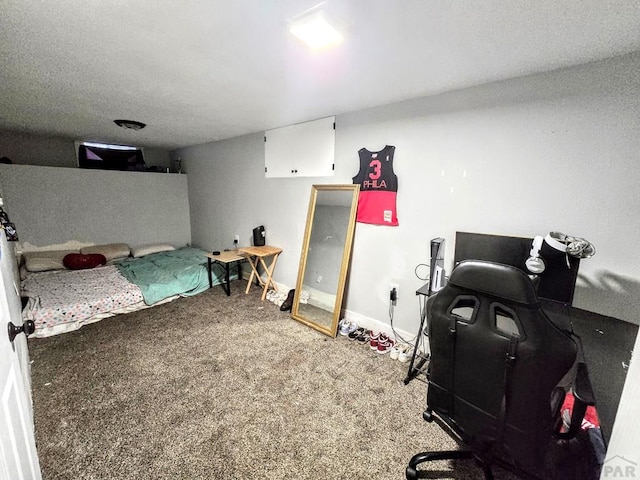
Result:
[238, 245, 283, 301]
[540, 300, 638, 443]
[206, 250, 244, 296]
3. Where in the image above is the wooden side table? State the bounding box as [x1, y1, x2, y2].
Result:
[238, 245, 283, 300]
[205, 250, 244, 296]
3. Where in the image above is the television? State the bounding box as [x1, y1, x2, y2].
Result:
[76, 142, 145, 171]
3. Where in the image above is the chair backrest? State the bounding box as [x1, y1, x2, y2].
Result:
[426, 260, 577, 474]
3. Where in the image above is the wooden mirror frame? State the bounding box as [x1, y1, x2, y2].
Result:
[291, 184, 359, 337]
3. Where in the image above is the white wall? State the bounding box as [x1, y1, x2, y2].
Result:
[178, 135, 315, 287]
[0, 165, 191, 249]
[343, 55, 640, 330]
[177, 52, 640, 333]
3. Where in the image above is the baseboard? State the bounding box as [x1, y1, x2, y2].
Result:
[270, 279, 290, 294]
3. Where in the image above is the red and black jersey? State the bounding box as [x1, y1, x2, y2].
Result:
[352, 145, 398, 226]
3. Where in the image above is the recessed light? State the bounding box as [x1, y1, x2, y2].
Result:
[114, 119, 146, 130]
[288, 11, 343, 50]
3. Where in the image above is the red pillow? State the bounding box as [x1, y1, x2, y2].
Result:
[63, 253, 107, 270]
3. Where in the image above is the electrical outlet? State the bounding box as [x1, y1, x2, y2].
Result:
[390, 283, 399, 304]
[234, 234, 240, 244]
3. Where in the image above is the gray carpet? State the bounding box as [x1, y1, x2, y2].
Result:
[29, 282, 516, 479]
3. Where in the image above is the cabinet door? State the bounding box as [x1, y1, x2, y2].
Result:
[264, 116, 335, 178]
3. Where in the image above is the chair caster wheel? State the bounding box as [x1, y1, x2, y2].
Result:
[423, 409, 433, 422]
[406, 466, 418, 479]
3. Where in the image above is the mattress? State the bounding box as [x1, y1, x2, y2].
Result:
[21, 265, 146, 338]
[21, 246, 223, 338]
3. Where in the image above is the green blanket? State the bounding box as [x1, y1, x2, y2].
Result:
[116, 247, 211, 305]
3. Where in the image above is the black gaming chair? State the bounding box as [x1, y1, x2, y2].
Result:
[406, 260, 594, 479]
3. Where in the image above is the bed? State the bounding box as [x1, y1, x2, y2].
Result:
[21, 244, 224, 338]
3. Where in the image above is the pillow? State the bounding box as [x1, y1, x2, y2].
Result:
[80, 243, 131, 261]
[63, 253, 107, 270]
[131, 243, 175, 258]
[23, 250, 77, 272]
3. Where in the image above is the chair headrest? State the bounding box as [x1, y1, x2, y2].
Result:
[448, 260, 539, 305]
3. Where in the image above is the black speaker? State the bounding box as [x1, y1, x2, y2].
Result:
[253, 225, 266, 247]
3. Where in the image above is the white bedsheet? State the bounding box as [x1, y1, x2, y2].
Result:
[21, 265, 146, 338]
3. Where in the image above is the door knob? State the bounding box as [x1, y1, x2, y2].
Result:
[7, 320, 35, 342]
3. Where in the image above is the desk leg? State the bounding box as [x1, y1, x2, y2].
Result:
[404, 303, 430, 385]
[245, 257, 259, 294]
[207, 258, 213, 288]
[258, 252, 280, 301]
[223, 263, 231, 296]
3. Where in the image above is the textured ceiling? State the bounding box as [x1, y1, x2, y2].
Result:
[2, 0, 640, 149]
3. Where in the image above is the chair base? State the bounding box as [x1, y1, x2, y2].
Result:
[406, 449, 495, 479]
[409, 409, 551, 479]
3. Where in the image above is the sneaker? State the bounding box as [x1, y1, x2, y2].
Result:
[377, 336, 396, 355]
[369, 331, 380, 350]
[356, 330, 371, 344]
[390, 344, 402, 360]
[348, 327, 365, 341]
[338, 319, 349, 336]
[373, 332, 388, 352]
[339, 320, 357, 336]
[398, 345, 414, 363]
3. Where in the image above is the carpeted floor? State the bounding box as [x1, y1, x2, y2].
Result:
[28, 281, 518, 480]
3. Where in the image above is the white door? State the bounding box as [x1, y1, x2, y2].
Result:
[0, 230, 41, 480]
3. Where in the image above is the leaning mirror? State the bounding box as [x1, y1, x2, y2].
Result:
[291, 184, 359, 337]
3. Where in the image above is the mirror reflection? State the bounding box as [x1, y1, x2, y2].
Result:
[292, 185, 359, 337]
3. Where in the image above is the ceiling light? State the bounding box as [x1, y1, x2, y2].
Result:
[114, 119, 146, 130]
[288, 11, 343, 50]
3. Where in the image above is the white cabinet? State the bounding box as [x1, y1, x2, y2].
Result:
[264, 116, 335, 178]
